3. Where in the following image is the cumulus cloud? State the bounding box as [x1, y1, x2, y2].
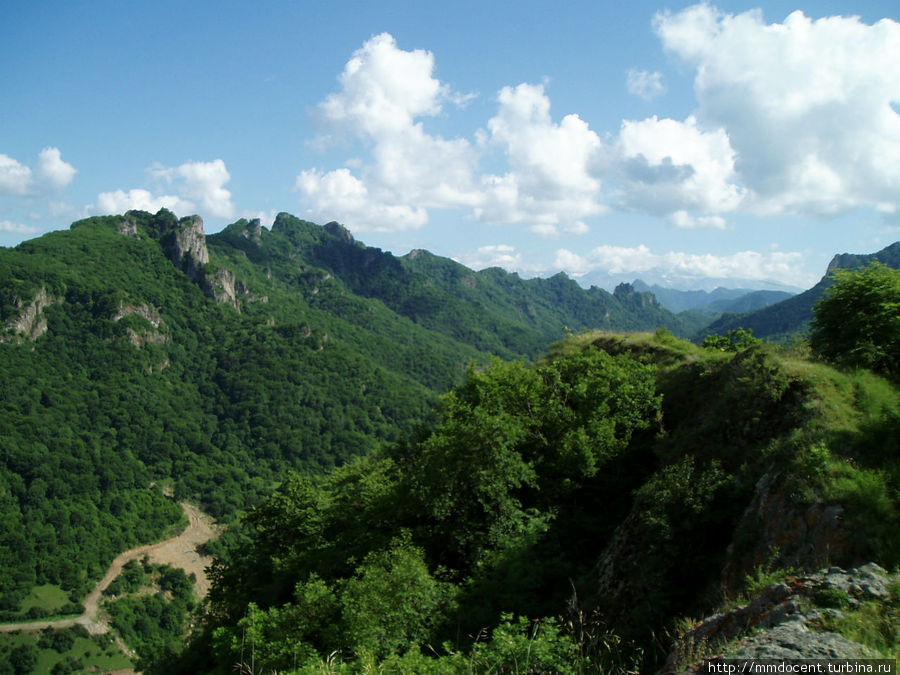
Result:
[452, 244, 547, 275]
[96, 159, 235, 219]
[96, 189, 192, 216]
[0, 147, 76, 196]
[299, 36, 607, 234]
[0, 220, 41, 234]
[478, 83, 606, 230]
[151, 159, 235, 218]
[626, 69, 665, 100]
[669, 210, 727, 229]
[554, 244, 806, 285]
[0, 154, 33, 195]
[299, 14, 900, 243]
[298, 33, 479, 231]
[616, 115, 743, 215]
[297, 168, 427, 231]
[654, 5, 900, 216]
[36, 147, 77, 189]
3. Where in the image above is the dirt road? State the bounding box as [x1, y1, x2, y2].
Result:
[0, 502, 218, 635]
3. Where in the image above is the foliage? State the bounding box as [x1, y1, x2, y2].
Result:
[0, 210, 696, 615]
[167, 342, 662, 673]
[701, 327, 761, 352]
[104, 562, 196, 666]
[811, 263, 900, 377]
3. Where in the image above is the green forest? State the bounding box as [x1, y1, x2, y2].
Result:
[3, 211, 900, 673]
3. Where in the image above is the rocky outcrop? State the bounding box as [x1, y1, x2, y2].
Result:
[207, 268, 238, 309]
[2, 287, 61, 342]
[664, 563, 894, 672]
[324, 220, 356, 244]
[722, 472, 851, 592]
[118, 216, 139, 238]
[112, 302, 168, 348]
[155, 214, 255, 311]
[165, 215, 209, 278]
[240, 218, 263, 244]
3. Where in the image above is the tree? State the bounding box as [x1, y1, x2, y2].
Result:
[810, 263, 900, 377]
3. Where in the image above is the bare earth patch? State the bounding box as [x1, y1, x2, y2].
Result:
[0, 501, 220, 672]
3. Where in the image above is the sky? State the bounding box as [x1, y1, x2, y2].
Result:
[2, 1, 899, 291]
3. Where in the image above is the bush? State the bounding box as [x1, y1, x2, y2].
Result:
[811, 263, 900, 378]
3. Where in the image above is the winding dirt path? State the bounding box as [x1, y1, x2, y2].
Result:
[0, 502, 218, 636]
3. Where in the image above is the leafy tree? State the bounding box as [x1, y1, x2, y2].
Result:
[810, 263, 900, 377]
[701, 327, 760, 352]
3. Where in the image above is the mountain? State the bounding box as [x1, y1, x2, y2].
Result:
[631, 279, 795, 315]
[580, 269, 802, 294]
[212, 212, 701, 358]
[703, 241, 900, 340]
[0, 208, 695, 620]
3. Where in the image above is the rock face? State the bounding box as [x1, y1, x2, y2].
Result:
[241, 218, 263, 244]
[118, 216, 139, 238]
[208, 268, 238, 309]
[112, 302, 168, 348]
[155, 214, 252, 310]
[722, 471, 851, 592]
[2, 287, 61, 342]
[664, 563, 894, 672]
[165, 215, 209, 277]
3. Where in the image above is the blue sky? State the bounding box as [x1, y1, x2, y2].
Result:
[2, 1, 899, 290]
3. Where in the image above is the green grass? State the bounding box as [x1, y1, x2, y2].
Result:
[817, 591, 900, 659]
[19, 585, 70, 614]
[0, 629, 132, 674]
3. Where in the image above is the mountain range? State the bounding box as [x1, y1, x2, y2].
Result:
[0, 208, 702, 615]
[705, 241, 900, 340]
[4, 211, 900, 671]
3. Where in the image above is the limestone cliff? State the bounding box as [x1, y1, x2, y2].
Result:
[112, 301, 168, 348]
[1, 287, 61, 342]
[164, 214, 210, 278]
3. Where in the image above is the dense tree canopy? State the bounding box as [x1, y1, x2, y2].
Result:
[811, 263, 900, 377]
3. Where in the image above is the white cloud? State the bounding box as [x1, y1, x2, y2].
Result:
[530, 223, 559, 237]
[96, 188, 192, 216]
[478, 83, 605, 229]
[36, 147, 76, 189]
[669, 210, 727, 229]
[0, 220, 41, 234]
[96, 159, 235, 219]
[297, 168, 427, 231]
[0, 148, 77, 197]
[318, 32, 450, 136]
[555, 244, 806, 285]
[299, 16, 900, 243]
[151, 159, 235, 218]
[240, 209, 278, 229]
[299, 33, 480, 231]
[626, 69, 665, 100]
[0, 154, 34, 195]
[616, 115, 744, 215]
[654, 5, 900, 216]
[453, 244, 531, 273]
[530, 220, 590, 238]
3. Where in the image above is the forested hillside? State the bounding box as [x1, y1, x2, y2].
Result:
[0, 209, 691, 622]
[163, 305, 900, 673]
